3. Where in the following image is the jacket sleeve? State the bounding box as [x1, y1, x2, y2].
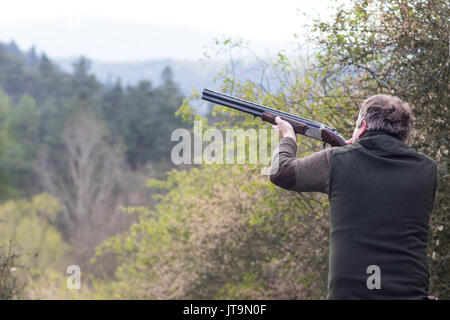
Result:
[269, 137, 333, 194]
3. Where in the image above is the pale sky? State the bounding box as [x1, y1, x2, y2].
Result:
[0, 0, 339, 61]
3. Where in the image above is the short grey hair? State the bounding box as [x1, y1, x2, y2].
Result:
[357, 94, 414, 141]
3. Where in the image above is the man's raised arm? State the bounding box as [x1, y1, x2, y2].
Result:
[270, 118, 333, 194]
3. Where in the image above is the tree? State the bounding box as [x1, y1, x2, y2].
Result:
[0, 241, 22, 299]
[0, 91, 41, 199]
[4, 94, 40, 194]
[0, 90, 17, 199]
[36, 111, 144, 271]
[34, 54, 71, 105]
[71, 57, 101, 104]
[103, 67, 186, 169]
[101, 79, 125, 141]
[0, 45, 30, 101]
[25, 46, 39, 68]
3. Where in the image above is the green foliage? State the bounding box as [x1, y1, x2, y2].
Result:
[95, 162, 329, 299]
[0, 91, 17, 199]
[0, 241, 22, 299]
[0, 92, 40, 196]
[102, 67, 187, 168]
[71, 57, 102, 103]
[0, 43, 186, 172]
[0, 41, 187, 298]
[0, 193, 65, 271]
[0, 90, 42, 198]
[0, 43, 33, 102]
[0, 193, 66, 298]
[93, 50, 360, 299]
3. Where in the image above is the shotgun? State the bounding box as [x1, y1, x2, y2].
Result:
[202, 89, 346, 147]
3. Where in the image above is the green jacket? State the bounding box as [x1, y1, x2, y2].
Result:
[270, 131, 437, 299]
[328, 131, 437, 299]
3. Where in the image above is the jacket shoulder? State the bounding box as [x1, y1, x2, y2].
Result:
[331, 143, 362, 156]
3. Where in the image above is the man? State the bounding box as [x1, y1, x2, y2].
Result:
[270, 94, 437, 300]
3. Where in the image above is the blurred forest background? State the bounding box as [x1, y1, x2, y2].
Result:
[0, 0, 448, 299]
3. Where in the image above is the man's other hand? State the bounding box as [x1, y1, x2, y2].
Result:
[273, 117, 297, 142]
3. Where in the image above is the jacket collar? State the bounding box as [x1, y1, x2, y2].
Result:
[357, 130, 409, 152]
[360, 130, 401, 140]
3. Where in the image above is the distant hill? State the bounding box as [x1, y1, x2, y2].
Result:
[53, 56, 285, 98]
[0, 38, 291, 109]
[55, 58, 225, 95]
[0, 16, 305, 98]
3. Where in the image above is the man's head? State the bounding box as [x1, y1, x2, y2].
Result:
[350, 94, 414, 143]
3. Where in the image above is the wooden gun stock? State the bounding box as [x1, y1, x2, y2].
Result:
[262, 111, 307, 135]
[320, 127, 346, 147]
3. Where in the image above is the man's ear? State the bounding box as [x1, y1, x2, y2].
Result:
[356, 120, 367, 139]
